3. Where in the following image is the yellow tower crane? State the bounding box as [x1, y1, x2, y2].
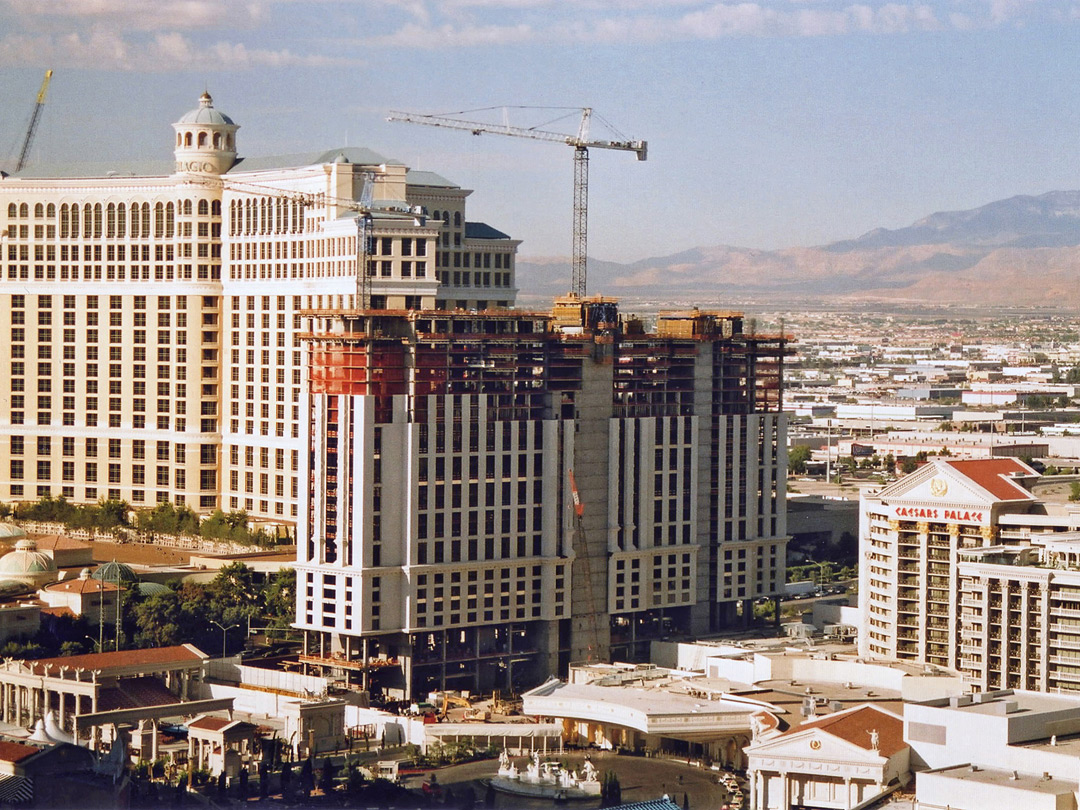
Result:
[388, 106, 646, 299]
[16, 70, 53, 173]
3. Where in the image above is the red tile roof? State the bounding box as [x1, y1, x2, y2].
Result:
[794, 705, 906, 757]
[29, 644, 206, 674]
[39, 606, 75, 619]
[944, 458, 1034, 501]
[188, 716, 232, 732]
[42, 578, 121, 594]
[32, 535, 90, 552]
[0, 742, 40, 764]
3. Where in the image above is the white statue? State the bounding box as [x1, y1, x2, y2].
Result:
[750, 713, 764, 743]
[527, 751, 541, 780]
[868, 728, 879, 751]
[581, 757, 598, 783]
[498, 749, 510, 772]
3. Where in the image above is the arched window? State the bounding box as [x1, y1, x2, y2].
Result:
[34, 203, 44, 218]
[226, 134, 233, 149]
[83, 204, 92, 238]
[176, 133, 182, 148]
[69, 204, 79, 238]
[117, 203, 126, 238]
[260, 199, 267, 234]
[46, 203, 54, 218]
[19, 203, 29, 218]
[165, 202, 175, 238]
[198, 199, 209, 216]
[184, 132, 192, 147]
[183, 199, 192, 216]
[93, 203, 103, 238]
[213, 133, 221, 149]
[154, 202, 164, 238]
[106, 203, 116, 238]
[59, 205, 69, 238]
[6, 203, 15, 218]
[454, 211, 462, 227]
[141, 202, 150, 237]
[211, 200, 221, 216]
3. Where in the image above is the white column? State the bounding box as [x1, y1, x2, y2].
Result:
[844, 776, 852, 810]
[749, 770, 758, 810]
[780, 772, 790, 810]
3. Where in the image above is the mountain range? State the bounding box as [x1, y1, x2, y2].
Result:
[516, 190, 1080, 308]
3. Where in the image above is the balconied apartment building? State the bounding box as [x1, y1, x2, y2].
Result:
[294, 303, 791, 699]
[860, 456, 1080, 693]
[0, 92, 518, 527]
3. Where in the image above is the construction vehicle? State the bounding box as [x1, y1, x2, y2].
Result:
[15, 70, 53, 173]
[438, 691, 471, 719]
[388, 106, 646, 298]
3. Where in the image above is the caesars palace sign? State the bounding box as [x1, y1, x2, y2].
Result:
[887, 475, 989, 525]
[890, 505, 987, 525]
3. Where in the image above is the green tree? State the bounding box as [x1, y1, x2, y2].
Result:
[788, 445, 812, 474]
[132, 590, 185, 648]
[1070, 482, 1080, 503]
[264, 569, 296, 630]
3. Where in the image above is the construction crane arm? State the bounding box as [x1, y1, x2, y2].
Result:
[15, 70, 53, 173]
[388, 110, 646, 159]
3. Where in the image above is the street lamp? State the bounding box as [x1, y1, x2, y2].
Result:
[83, 636, 101, 653]
[211, 620, 238, 660]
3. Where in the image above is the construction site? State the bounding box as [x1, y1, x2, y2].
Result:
[294, 297, 791, 701]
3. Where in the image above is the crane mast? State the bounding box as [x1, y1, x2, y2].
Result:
[388, 106, 646, 298]
[16, 70, 53, 173]
[568, 469, 605, 662]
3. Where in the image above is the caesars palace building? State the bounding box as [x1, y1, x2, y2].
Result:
[0, 92, 519, 528]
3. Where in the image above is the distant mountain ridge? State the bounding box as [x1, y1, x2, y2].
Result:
[517, 191, 1080, 307]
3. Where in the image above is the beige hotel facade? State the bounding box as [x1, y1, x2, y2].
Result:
[0, 92, 519, 528]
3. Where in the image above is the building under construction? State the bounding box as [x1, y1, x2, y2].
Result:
[294, 298, 791, 700]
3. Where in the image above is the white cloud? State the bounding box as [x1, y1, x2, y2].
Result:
[362, 21, 534, 47]
[0, 27, 358, 71]
[2, 0, 264, 32]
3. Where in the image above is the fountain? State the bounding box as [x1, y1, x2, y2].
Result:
[490, 749, 602, 800]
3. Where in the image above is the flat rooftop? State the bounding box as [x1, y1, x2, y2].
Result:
[923, 764, 1076, 796]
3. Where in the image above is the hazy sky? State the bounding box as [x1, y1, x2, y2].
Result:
[2, 0, 1079, 262]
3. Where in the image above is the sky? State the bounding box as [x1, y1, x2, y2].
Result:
[2, 0, 1080, 263]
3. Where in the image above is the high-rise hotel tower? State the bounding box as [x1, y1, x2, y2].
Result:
[0, 93, 518, 527]
[296, 303, 790, 698]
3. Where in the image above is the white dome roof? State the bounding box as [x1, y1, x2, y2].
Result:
[0, 539, 56, 576]
[177, 92, 235, 126]
[0, 524, 26, 539]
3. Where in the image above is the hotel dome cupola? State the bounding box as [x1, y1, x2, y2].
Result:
[172, 91, 239, 175]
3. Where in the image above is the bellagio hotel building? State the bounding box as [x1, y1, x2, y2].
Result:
[0, 93, 519, 528]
